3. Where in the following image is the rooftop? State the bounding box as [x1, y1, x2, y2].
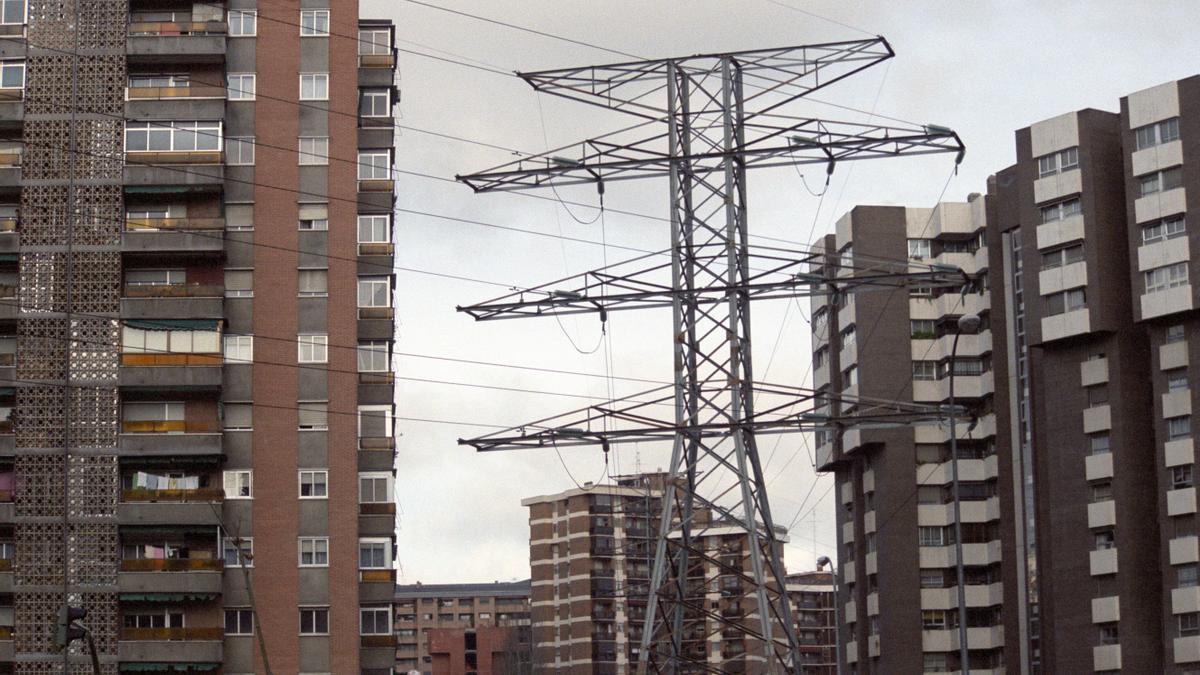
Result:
[395, 579, 532, 600]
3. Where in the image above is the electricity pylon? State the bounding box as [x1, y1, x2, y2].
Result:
[456, 38, 964, 674]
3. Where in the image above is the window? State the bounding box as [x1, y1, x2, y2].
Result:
[227, 73, 255, 100]
[923, 653, 949, 673]
[1037, 146, 1079, 178]
[299, 73, 329, 101]
[298, 403, 328, 431]
[126, 269, 184, 286]
[225, 269, 253, 298]
[358, 277, 390, 308]
[222, 536, 253, 567]
[228, 9, 256, 36]
[226, 137, 254, 165]
[1099, 623, 1119, 645]
[297, 334, 328, 363]
[910, 319, 935, 339]
[358, 215, 391, 243]
[359, 539, 390, 569]
[912, 360, 937, 381]
[0, 60, 23, 90]
[1041, 243, 1084, 270]
[225, 608, 253, 635]
[1180, 564, 1199, 589]
[917, 486, 942, 504]
[1169, 370, 1190, 392]
[1134, 117, 1181, 151]
[298, 204, 328, 231]
[299, 470, 328, 499]
[1039, 198, 1081, 224]
[298, 137, 329, 165]
[921, 610, 948, 630]
[124, 611, 183, 629]
[1139, 167, 1184, 197]
[1142, 215, 1186, 245]
[1089, 433, 1111, 456]
[1094, 530, 1115, 550]
[0, 0, 25, 26]
[128, 74, 188, 89]
[298, 270, 328, 297]
[298, 537, 329, 566]
[125, 121, 221, 152]
[359, 472, 392, 504]
[1170, 416, 1193, 441]
[222, 403, 252, 431]
[842, 365, 857, 388]
[300, 10, 330, 36]
[224, 335, 253, 364]
[300, 607, 330, 635]
[358, 341, 390, 372]
[919, 569, 944, 588]
[123, 402, 183, 429]
[1168, 325, 1187, 344]
[226, 204, 253, 232]
[359, 89, 391, 117]
[839, 324, 856, 347]
[359, 28, 391, 54]
[943, 358, 985, 378]
[918, 526, 944, 547]
[1089, 482, 1113, 503]
[1182, 612, 1200, 637]
[812, 346, 826, 370]
[224, 470, 252, 499]
[907, 238, 931, 260]
[1144, 262, 1189, 293]
[1174, 465, 1194, 490]
[1044, 288, 1086, 316]
[361, 606, 391, 635]
[359, 405, 392, 439]
[358, 151, 391, 180]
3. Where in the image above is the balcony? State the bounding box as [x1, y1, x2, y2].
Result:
[117, 497, 221, 526]
[118, 627, 223, 664]
[358, 180, 395, 212]
[122, 217, 225, 256]
[358, 375, 393, 406]
[360, 503, 395, 536]
[127, 21, 227, 64]
[0, 147, 18, 188]
[126, 85, 226, 123]
[125, 152, 225, 187]
[358, 447, 394, 472]
[123, 284, 223, 320]
[119, 558, 223, 595]
[359, 307, 395, 340]
[119, 432, 221, 458]
[360, 568, 396, 603]
[362, 635, 399, 670]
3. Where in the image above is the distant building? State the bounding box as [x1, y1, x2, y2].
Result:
[394, 579, 532, 675]
[523, 473, 788, 674]
[787, 571, 837, 674]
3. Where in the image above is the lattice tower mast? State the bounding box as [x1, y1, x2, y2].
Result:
[456, 38, 964, 674]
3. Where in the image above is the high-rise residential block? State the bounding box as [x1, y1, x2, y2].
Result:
[0, 2, 399, 672]
[786, 570, 837, 674]
[817, 74, 1200, 675]
[393, 580, 532, 675]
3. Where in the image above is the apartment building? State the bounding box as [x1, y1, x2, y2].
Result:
[0, 1, 399, 672]
[393, 580, 532, 674]
[816, 75, 1200, 674]
[812, 198, 1005, 674]
[524, 473, 791, 675]
[786, 571, 837, 674]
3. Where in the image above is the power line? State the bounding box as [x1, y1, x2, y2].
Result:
[760, 0, 876, 37]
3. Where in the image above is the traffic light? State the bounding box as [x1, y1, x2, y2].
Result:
[55, 605, 86, 649]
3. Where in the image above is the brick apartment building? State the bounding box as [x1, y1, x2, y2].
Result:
[816, 75, 1200, 673]
[394, 580, 532, 674]
[787, 571, 836, 674]
[0, 1, 399, 672]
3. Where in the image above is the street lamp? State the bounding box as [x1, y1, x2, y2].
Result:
[816, 555, 843, 675]
[949, 313, 981, 675]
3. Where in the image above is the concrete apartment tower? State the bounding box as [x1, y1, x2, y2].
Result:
[812, 198, 1004, 674]
[817, 74, 1200, 674]
[785, 571, 836, 674]
[0, 1, 399, 672]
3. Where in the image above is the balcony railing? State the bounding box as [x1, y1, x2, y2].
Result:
[124, 283, 223, 298]
[360, 568, 395, 583]
[0, 150, 20, 167]
[126, 84, 226, 100]
[360, 502, 396, 515]
[124, 217, 225, 231]
[358, 242, 394, 256]
[0, 88, 20, 102]
[121, 488, 224, 503]
[361, 634, 396, 648]
[120, 353, 222, 367]
[0, 218, 15, 232]
[125, 150, 224, 166]
[0, 559, 11, 572]
[359, 371, 394, 385]
[358, 179, 395, 192]
[120, 558, 223, 572]
[359, 436, 395, 450]
[128, 21, 228, 37]
[359, 53, 396, 68]
[358, 306, 394, 320]
[120, 627, 224, 641]
[0, 626, 10, 639]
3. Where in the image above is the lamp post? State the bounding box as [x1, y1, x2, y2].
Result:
[949, 313, 982, 675]
[816, 555, 843, 675]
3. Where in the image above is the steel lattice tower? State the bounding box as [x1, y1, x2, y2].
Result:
[457, 39, 964, 673]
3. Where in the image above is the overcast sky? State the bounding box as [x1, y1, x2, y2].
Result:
[358, 0, 1200, 584]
